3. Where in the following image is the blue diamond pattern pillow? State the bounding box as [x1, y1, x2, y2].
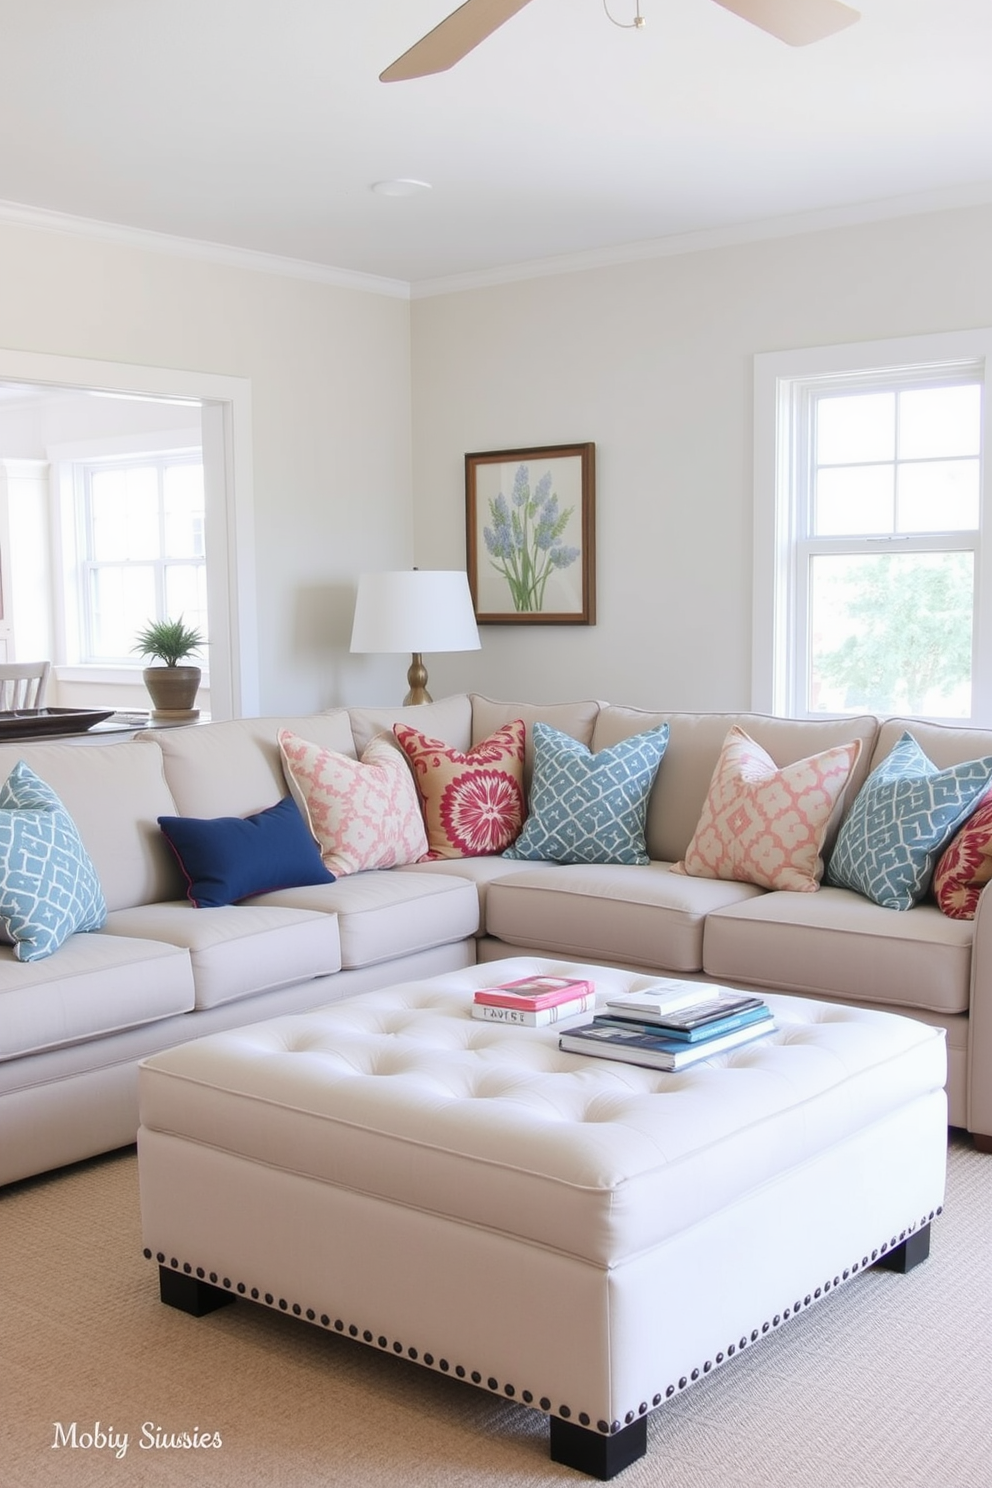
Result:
[503, 721, 669, 865]
[827, 731, 992, 911]
[0, 760, 107, 961]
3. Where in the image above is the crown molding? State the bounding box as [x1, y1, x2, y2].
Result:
[410, 182, 992, 300]
[4, 180, 992, 307]
[0, 198, 410, 301]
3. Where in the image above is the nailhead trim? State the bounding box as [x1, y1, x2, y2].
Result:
[142, 1210, 936, 1433]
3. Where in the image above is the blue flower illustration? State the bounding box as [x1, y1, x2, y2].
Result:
[482, 464, 579, 611]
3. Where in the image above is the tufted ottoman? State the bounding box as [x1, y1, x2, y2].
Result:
[137, 958, 947, 1479]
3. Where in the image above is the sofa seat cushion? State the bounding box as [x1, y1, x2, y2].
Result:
[249, 872, 479, 971]
[397, 857, 551, 934]
[486, 863, 765, 973]
[101, 903, 342, 1011]
[703, 886, 973, 1016]
[0, 933, 194, 1060]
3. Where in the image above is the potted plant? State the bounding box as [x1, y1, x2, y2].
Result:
[133, 617, 205, 718]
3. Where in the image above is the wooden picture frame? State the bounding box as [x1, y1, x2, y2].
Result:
[465, 443, 595, 624]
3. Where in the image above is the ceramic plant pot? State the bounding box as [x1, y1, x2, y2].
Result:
[143, 665, 201, 719]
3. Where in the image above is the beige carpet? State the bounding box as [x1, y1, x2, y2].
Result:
[2, 1136, 991, 1488]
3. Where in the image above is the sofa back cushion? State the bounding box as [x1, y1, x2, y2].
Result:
[870, 717, 992, 773]
[592, 708, 879, 864]
[0, 737, 182, 911]
[470, 695, 601, 790]
[349, 695, 473, 758]
[152, 713, 357, 819]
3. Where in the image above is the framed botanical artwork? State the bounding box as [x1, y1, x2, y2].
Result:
[465, 442, 596, 624]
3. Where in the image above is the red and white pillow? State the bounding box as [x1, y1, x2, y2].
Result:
[393, 720, 526, 860]
[278, 730, 428, 877]
[933, 795, 992, 919]
[672, 725, 862, 893]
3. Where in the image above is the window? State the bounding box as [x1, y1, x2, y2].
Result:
[75, 453, 208, 665]
[754, 331, 992, 724]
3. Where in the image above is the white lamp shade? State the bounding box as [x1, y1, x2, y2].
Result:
[350, 570, 481, 654]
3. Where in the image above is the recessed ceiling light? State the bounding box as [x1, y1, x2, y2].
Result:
[370, 179, 432, 198]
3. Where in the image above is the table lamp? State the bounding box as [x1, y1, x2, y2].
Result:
[349, 570, 481, 704]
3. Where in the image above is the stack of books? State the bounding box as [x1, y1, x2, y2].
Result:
[558, 978, 775, 1070]
[472, 974, 597, 1026]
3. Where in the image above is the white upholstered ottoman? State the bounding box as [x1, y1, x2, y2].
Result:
[137, 958, 947, 1479]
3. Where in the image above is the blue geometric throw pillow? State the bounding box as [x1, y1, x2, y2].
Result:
[827, 731, 992, 911]
[0, 760, 107, 961]
[503, 721, 670, 866]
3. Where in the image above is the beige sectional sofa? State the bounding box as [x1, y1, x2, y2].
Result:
[2, 692, 990, 1186]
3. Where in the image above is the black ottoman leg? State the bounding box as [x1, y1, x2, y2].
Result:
[158, 1266, 237, 1316]
[876, 1223, 931, 1274]
[549, 1416, 648, 1479]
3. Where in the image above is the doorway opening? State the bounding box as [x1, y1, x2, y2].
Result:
[0, 350, 257, 720]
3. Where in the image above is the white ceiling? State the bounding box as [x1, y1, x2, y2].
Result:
[0, 0, 990, 289]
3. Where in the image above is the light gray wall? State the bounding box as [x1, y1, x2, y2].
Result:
[410, 203, 992, 710]
[4, 202, 992, 717]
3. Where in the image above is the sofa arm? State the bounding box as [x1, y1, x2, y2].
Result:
[967, 883, 992, 1148]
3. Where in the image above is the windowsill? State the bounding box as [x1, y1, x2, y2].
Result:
[55, 665, 211, 687]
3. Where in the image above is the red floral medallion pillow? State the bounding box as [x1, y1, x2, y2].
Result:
[393, 720, 526, 860]
[933, 794, 992, 919]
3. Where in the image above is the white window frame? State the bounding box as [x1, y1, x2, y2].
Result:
[0, 348, 257, 719]
[753, 329, 992, 725]
[69, 444, 207, 667]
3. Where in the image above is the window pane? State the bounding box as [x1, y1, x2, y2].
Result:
[89, 470, 128, 561]
[89, 565, 156, 660]
[816, 392, 895, 465]
[123, 467, 160, 559]
[897, 459, 980, 533]
[809, 551, 973, 717]
[815, 465, 894, 536]
[164, 564, 208, 642]
[898, 385, 981, 460]
[164, 463, 206, 558]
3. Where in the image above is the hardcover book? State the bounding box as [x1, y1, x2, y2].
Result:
[472, 993, 597, 1026]
[604, 980, 766, 1029]
[474, 974, 596, 1011]
[594, 1002, 771, 1042]
[558, 1016, 775, 1072]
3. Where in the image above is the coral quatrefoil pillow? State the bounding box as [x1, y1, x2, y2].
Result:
[673, 726, 863, 893]
[393, 720, 526, 859]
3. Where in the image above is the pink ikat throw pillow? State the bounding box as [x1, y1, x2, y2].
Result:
[278, 730, 428, 877]
[672, 725, 862, 893]
[393, 719, 526, 860]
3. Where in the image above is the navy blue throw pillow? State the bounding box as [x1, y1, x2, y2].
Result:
[158, 795, 335, 908]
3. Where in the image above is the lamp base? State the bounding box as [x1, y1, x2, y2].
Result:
[404, 653, 433, 707]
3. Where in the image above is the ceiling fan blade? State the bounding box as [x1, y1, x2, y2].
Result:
[380, 0, 536, 82]
[711, 0, 860, 47]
